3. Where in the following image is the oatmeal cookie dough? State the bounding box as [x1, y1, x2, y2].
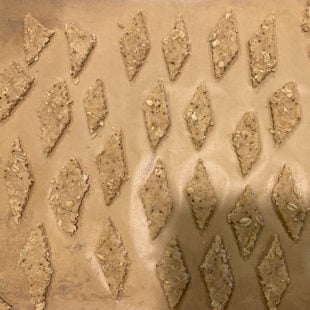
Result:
[302, 0, 310, 32]
[0, 298, 11, 310]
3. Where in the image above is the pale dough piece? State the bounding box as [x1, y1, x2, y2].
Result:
[83, 79, 108, 137]
[209, 10, 239, 79]
[65, 22, 96, 78]
[272, 165, 306, 240]
[200, 235, 234, 310]
[96, 217, 130, 299]
[162, 15, 191, 80]
[249, 15, 277, 87]
[227, 186, 264, 259]
[257, 235, 290, 310]
[48, 158, 89, 235]
[302, 0, 310, 32]
[37, 80, 72, 156]
[141, 159, 173, 239]
[120, 11, 150, 81]
[185, 159, 216, 230]
[269, 81, 301, 146]
[18, 224, 53, 310]
[4, 137, 34, 224]
[156, 238, 190, 308]
[184, 82, 214, 150]
[96, 129, 128, 205]
[0, 62, 34, 121]
[232, 111, 261, 176]
[0, 297, 11, 310]
[143, 80, 170, 150]
[24, 13, 55, 65]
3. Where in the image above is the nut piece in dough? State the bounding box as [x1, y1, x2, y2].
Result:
[24, 13, 55, 65]
[162, 15, 191, 81]
[120, 11, 150, 81]
[48, 158, 89, 235]
[0, 297, 12, 310]
[272, 165, 307, 240]
[227, 186, 264, 259]
[269, 81, 301, 146]
[96, 129, 128, 205]
[232, 111, 261, 176]
[83, 79, 108, 137]
[143, 80, 170, 150]
[184, 82, 214, 150]
[201, 235, 234, 310]
[38, 80, 72, 156]
[4, 138, 34, 224]
[302, 0, 310, 32]
[185, 159, 216, 230]
[248, 15, 277, 87]
[18, 224, 53, 310]
[96, 217, 130, 299]
[141, 159, 173, 239]
[65, 22, 96, 78]
[209, 10, 239, 79]
[156, 238, 190, 308]
[0, 62, 34, 121]
[257, 235, 290, 310]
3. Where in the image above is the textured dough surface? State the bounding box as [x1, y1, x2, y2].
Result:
[302, 0, 310, 32]
[0, 298, 11, 310]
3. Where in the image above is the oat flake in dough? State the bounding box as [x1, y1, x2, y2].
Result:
[302, 0, 310, 32]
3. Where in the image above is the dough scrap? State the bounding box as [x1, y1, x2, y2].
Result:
[185, 159, 216, 230]
[201, 235, 234, 310]
[272, 165, 306, 240]
[184, 82, 214, 150]
[24, 13, 55, 65]
[120, 11, 150, 81]
[18, 224, 53, 310]
[96, 129, 128, 205]
[48, 158, 89, 235]
[0, 297, 11, 310]
[37, 80, 71, 156]
[302, 0, 310, 32]
[269, 81, 301, 145]
[209, 10, 239, 79]
[4, 138, 34, 224]
[143, 80, 170, 150]
[156, 238, 190, 308]
[227, 186, 264, 259]
[141, 159, 173, 239]
[0, 62, 34, 121]
[249, 15, 277, 87]
[257, 235, 290, 310]
[232, 111, 261, 176]
[162, 15, 191, 80]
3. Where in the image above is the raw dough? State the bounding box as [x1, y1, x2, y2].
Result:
[48, 158, 89, 235]
[0, 298, 11, 310]
[185, 159, 216, 230]
[4, 137, 34, 224]
[119, 11, 150, 81]
[302, 0, 310, 32]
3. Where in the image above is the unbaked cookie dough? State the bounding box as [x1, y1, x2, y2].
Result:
[0, 297, 11, 310]
[302, 0, 310, 32]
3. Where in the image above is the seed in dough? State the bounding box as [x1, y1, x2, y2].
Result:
[209, 10, 239, 79]
[248, 15, 277, 87]
[141, 159, 173, 239]
[185, 159, 216, 230]
[120, 11, 150, 81]
[95, 217, 130, 299]
[0, 297, 12, 310]
[65, 22, 96, 78]
[162, 15, 191, 81]
[156, 238, 190, 308]
[48, 158, 89, 235]
[0, 62, 34, 121]
[232, 111, 261, 176]
[37, 80, 72, 156]
[96, 129, 128, 205]
[200, 235, 234, 310]
[83, 79, 108, 137]
[257, 235, 290, 310]
[269, 81, 301, 146]
[227, 186, 264, 259]
[18, 224, 53, 310]
[302, 0, 310, 32]
[143, 80, 170, 150]
[272, 165, 306, 240]
[184, 82, 214, 150]
[24, 13, 55, 66]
